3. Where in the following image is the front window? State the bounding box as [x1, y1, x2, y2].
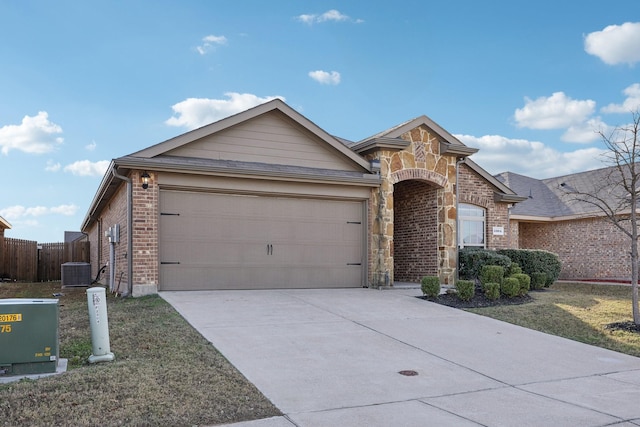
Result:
[459, 204, 485, 248]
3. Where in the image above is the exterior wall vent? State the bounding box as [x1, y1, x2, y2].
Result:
[61, 262, 91, 287]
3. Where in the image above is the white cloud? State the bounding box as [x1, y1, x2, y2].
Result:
[63, 160, 110, 176]
[584, 22, 640, 66]
[165, 92, 285, 130]
[196, 34, 227, 55]
[456, 134, 607, 179]
[514, 92, 596, 130]
[85, 140, 97, 151]
[296, 9, 363, 25]
[562, 117, 612, 143]
[308, 70, 341, 85]
[45, 160, 61, 172]
[50, 204, 78, 216]
[0, 204, 77, 220]
[602, 83, 640, 114]
[0, 111, 63, 155]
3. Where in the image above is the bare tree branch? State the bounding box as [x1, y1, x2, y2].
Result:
[561, 110, 640, 324]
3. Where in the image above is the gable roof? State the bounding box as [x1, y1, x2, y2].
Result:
[353, 115, 523, 202]
[132, 98, 372, 171]
[496, 166, 625, 219]
[352, 115, 478, 157]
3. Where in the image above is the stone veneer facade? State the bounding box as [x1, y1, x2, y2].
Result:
[365, 125, 515, 287]
[366, 125, 459, 286]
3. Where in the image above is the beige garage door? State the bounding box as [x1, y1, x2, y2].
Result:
[159, 190, 365, 290]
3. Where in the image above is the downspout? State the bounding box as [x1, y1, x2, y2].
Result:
[507, 204, 512, 248]
[455, 157, 466, 283]
[111, 167, 133, 297]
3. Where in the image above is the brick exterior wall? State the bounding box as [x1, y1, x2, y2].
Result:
[393, 180, 438, 281]
[85, 170, 159, 295]
[132, 170, 159, 289]
[519, 217, 630, 280]
[87, 179, 129, 290]
[457, 164, 511, 250]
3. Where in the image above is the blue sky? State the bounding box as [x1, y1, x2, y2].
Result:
[1, 1, 639, 242]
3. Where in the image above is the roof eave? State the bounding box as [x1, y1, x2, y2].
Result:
[350, 137, 411, 155]
[440, 142, 479, 158]
[0, 215, 11, 230]
[115, 156, 381, 187]
[80, 161, 126, 231]
[494, 193, 529, 203]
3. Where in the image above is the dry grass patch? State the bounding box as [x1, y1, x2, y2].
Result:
[0, 282, 280, 426]
[467, 282, 640, 357]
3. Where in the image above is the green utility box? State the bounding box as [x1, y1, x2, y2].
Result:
[0, 298, 59, 376]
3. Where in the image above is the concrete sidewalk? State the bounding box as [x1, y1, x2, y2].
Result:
[161, 288, 640, 426]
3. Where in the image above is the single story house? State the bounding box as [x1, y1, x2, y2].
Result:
[82, 99, 525, 296]
[497, 168, 635, 282]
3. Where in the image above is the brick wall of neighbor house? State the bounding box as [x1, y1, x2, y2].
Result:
[393, 180, 438, 281]
[131, 170, 159, 295]
[457, 163, 511, 250]
[519, 217, 630, 280]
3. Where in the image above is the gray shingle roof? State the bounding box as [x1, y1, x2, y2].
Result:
[496, 166, 627, 218]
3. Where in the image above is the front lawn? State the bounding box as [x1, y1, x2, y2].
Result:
[0, 282, 280, 427]
[465, 281, 640, 357]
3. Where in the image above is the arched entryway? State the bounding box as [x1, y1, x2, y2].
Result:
[393, 180, 439, 282]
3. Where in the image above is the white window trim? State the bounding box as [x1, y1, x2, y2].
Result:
[458, 203, 486, 248]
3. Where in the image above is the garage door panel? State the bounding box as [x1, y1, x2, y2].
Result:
[159, 191, 364, 290]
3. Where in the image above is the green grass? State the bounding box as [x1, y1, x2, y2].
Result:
[467, 281, 640, 357]
[0, 282, 280, 427]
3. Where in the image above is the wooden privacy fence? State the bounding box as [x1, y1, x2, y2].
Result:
[0, 238, 90, 282]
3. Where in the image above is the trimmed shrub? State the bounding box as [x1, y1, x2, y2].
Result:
[458, 248, 511, 280]
[421, 276, 441, 298]
[508, 263, 523, 275]
[480, 265, 504, 286]
[511, 273, 531, 296]
[484, 282, 501, 300]
[501, 277, 521, 298]
[497, 249, 561, 287]
[456, 280, 475, 301]
[530, 272, 547, 290]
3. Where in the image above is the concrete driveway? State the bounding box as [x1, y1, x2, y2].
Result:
[161, 288, 640, 426]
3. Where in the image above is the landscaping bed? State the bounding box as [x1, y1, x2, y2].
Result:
[420, 291, 533, 309]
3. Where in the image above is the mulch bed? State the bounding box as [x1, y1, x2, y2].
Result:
[418, 292, 533, 309]
[605, 321, 640, 333]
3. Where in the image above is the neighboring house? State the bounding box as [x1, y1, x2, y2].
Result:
[497, 167, 633, 281]
[0, 215, 11, 278]
[81, 99, 525, 296]
[0, 215, 10, 239]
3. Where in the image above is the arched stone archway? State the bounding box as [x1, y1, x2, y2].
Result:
[367, 126, 459, 287]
